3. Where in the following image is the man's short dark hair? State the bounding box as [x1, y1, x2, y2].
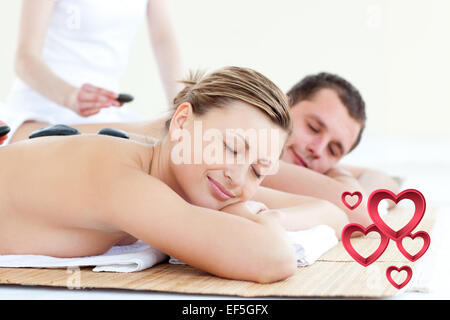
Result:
[287, 72, 366, 153]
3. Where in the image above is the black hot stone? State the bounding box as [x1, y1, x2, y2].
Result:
[116, 93, 134, 103]
[29, 124, 81, 139]
[97, 128, 130, 139]
[0, 126, 11, 137]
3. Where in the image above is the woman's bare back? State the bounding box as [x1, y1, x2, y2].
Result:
[0, 134, 154, 257]
[0, 127, 297, 283]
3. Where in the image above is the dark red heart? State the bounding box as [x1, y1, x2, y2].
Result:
[396, 231, 430, 262]
[386, 265, 413, 289]
[341, 191, 363, 210]
[342, 223, 390, 267]
[368, 189, 426, 241]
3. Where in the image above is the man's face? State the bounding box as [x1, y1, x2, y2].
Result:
[281, 88, 362, 174]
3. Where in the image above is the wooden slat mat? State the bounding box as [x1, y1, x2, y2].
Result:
[0, 206, 436, 298]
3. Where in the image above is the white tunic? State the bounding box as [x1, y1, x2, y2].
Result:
[3, 0, 148, 141]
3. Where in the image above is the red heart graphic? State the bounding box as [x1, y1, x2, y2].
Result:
[342, 223, 390, 267]
[368, 189, 426, 241]
[341, 191, 363, 210]
[386, 265, 413, 289]
[396, 231, 430, 262]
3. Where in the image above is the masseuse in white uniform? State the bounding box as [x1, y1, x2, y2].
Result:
[0, 0, 182, 144]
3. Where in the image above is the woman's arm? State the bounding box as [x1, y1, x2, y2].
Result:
[147, 0, 184, 105]
[97, 165, 296, 284]
[14, 0, 120, 116]
[262, 161, 372, 227]
[250, 187, 349, 239]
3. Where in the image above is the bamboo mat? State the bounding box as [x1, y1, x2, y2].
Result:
[0, 206, 436, 298]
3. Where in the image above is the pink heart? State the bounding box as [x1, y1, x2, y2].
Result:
[396, 231, 430, 262]
[341, 223, 390, 267]
[368, 189, 426, 241]
[386, 265, 412, 289]
[341, 191, 363, 210]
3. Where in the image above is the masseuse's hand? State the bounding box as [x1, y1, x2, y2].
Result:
[67, 83, 122, 117]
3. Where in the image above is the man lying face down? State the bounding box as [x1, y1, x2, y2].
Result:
[261, 73, 400, 226]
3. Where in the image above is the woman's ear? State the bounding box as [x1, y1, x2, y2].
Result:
[168, 102, 193, 141]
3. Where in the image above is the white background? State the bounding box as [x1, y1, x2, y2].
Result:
[1, 0, 450, 139]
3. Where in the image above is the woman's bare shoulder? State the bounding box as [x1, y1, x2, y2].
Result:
[67, 134, 174, 225]
[72, 134, 157, 173]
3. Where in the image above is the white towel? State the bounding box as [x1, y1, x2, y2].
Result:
[286, 225, 338, 266]
[170, 225, 338, 267]
[0, 241, 168, 273]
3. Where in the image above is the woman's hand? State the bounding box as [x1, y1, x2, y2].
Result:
[221, 201, 287, 237]
[67, 84, 122, 117]
[221, 200, 287, 227]
[221, 201, 275, 225]
[221, 200, 289, 228]
[221, 201, 268, 218]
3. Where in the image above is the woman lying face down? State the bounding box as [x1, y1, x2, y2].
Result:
[0, 68, 393, 228]
[0, 66, 319, 283]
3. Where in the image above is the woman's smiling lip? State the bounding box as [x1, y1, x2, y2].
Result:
[290, 147, 308, 168]
[207, 176, 235, 201]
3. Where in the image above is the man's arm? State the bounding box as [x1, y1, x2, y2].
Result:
[262, 161, 372, 227]
[96, 165, 296, 283]
[337, 164, 401, 196]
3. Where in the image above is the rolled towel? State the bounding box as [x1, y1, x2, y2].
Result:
[285, 225, 338, 266]
[0, 241, 168, 273]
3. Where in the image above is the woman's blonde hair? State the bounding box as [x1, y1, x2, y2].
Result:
[165, 66, 292, 134]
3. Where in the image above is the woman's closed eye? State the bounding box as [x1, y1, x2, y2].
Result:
[251, 166, 262, 179]
[224, 143, 237, 155]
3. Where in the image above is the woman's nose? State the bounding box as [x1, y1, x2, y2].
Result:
[224, 165, 246, 188]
